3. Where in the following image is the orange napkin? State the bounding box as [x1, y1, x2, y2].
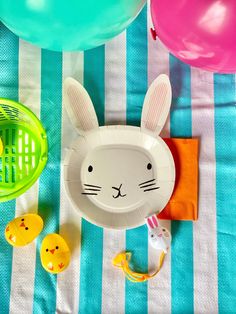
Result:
[158, 138, 199, 221]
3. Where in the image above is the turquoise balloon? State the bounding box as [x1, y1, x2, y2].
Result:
[0, 0, 146, 51]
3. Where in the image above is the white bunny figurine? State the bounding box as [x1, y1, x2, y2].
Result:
[145, 214, 171, 253]
[63, 74, 175, 229]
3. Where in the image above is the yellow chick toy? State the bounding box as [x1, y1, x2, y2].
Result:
[5, 214, 43, 247]
[40, 234, 70, 274]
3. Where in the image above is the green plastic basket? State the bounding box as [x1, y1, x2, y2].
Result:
[0, 98, 48, 202]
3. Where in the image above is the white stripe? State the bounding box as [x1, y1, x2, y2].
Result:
[18, 40, 41, 118]
[102, 229, 126, 314]
[10, 40, 41, 314]
[105, 31, 126, 125]
[147, 3, 171, 312]
[102, 31, 127, 314]
[147, 1, 170, 138]
[56, 52, 84, 314]
[191, 68, 218, 313]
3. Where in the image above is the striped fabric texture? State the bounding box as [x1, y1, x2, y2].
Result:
[0, 4, 236, 314]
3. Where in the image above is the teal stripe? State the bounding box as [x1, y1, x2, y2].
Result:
[83, 47, 105, 126]
[33, 50, 62, 314]
[79, 46, 104, 314]
[126, 6, 148, 314]
[214, 74, 236, 314]
[0, 23, 18, 314]
[169, 55, 193, 314]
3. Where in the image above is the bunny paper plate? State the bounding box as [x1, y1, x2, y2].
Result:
[63, 74, 175, 230]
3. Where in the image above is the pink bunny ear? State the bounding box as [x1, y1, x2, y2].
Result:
[145, 214, 159, 231]
[141, 74, 172, 137]
[151, 215, 159, 227]
[63, 77, 99, 134]
[146, 217, 154, 229]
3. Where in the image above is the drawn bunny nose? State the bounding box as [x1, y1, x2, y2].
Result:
[112, 184, 122, 192]
[112, 184, 127, 199]
[50, 249, 55, 254]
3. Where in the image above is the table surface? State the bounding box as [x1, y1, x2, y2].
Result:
[0, 5, 236, 314]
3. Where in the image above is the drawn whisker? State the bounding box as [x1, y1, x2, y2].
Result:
[143, 187, 160, 192]
[139, 179, 155, 186]
[140, 183, 156, 189]
[84, 184, 102, 189]
[81, 192, 98, 195]
[84, 188, 101, 192]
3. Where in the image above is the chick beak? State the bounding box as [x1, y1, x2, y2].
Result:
[20, 222, 25, 227]
[50, 249, 55, 254]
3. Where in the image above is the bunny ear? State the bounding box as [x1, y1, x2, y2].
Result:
[151, 215, 159, 227]
[141, 74, 172, 136]
[63, 77, 99, 134]
[145, 214, 159, 231]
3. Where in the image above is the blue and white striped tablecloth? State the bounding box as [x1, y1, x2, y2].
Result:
[0, 5, 236, 314]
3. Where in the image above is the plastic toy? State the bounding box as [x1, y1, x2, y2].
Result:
[150, 0, 236, 73]
[0, 98, 48, 202]
[40, 234, 71, 274]
[113, 214, 170, 282]
[113, 251, 165, 283]
[5, 214, 43, 247]
[0, 0, 146, 51]
[63, 75, 175, 229]
[5, 216, 70, 274]
[145, 214, 171, 253]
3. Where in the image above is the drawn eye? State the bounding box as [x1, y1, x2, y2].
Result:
[88, 165, 93, 172]
[46, 249, 48, 252]
[147, 163, 152, 170]
[151, 234, 154, 238]
[21, 218, 24, 221]
[56, 246, 59, 250]
[25, 227, 29, 230]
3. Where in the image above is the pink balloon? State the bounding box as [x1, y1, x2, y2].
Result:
[150, 0, 236, 73]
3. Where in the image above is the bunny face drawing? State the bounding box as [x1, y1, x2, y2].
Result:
[64, 75, 175, 229]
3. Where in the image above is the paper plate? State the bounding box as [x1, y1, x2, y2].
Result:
[64, 126, 175, 229]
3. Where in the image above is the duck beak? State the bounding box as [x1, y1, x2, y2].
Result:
[50, 249, 55, 254]
[20, 222, 25, 227]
